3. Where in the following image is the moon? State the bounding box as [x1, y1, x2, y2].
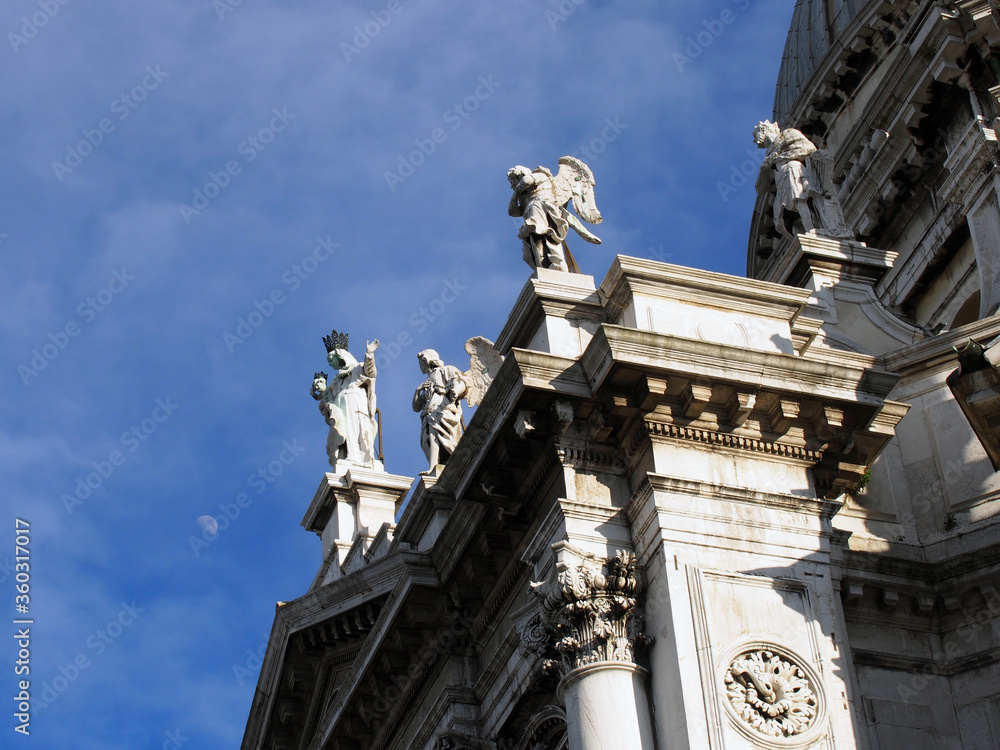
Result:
[197, 515, 218, 536]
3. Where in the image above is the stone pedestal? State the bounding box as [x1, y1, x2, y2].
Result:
[558, 662, 655, 750]
[755, 233, 921, 356]
[301, 467, 412, 581]
[495, 267, 605, 358]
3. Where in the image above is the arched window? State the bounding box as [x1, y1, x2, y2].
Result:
[519, 706, 568, 750]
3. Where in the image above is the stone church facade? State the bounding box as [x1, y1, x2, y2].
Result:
[242, 2, 1000, 748]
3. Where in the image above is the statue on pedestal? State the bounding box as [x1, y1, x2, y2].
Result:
[311, 330, 382, 474]
[412, 337, 503, 474]
[753, 120, 852, 240]
[507, 156, 603, 273]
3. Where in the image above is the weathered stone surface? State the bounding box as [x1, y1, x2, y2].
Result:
[244, 6, 1000, 747]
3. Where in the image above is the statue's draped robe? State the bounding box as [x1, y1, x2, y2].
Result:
[763, 128, 818, 227]
[417, 365, 465, 463]
[516, 172, 569, 270]
[319, 350, 376, 471]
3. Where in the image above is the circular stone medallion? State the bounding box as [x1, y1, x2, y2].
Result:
[721, 644, 824, 745]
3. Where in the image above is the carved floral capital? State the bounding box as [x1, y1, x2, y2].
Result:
[528, 549, 647, 675]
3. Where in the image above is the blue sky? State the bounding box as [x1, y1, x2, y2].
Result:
[1, 1, 793, 747]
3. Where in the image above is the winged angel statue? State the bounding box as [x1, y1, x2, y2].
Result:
[413, 337, 504, 474]
[507, 156, 603, 273]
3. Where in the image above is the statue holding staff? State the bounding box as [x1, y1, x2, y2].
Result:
[311, 330, 382, 474]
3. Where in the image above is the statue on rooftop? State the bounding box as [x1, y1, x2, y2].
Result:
[311, 331, 382, 474]
[412, 337, 504, 474]
[507, 156, 603, 273]
[753, 120, 852, 241]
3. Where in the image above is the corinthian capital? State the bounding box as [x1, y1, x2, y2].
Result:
[528, 547, 647, 675]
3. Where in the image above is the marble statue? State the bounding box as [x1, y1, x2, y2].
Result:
[311, 330, 381, 474]
[507, 156, 603, 273]
[413, 337, 503, 474]
[753, 120, 852, 240]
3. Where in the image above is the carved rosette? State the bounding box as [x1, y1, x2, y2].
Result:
[723, 648, 818, 739]
[529, 551, 647, 676]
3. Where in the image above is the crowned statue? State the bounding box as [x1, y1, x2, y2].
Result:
[507, 156, 603, 273]
[412, 337, 504, 475]
[311, 330, 383, 475]
[753, 120, 853, 241]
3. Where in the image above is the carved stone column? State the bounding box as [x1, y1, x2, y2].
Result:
[528, 546, 655, 750]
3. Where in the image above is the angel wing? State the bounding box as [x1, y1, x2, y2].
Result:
[552, 156, 603, 226]
[463, 336, 504, 407]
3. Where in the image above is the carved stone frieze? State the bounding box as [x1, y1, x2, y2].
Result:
[529, 550, 647, 676]
[723, 648, 819, 739]
[644, 421, 822, 462]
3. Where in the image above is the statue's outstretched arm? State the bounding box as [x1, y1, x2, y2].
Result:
[363, 340, 379, 379]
